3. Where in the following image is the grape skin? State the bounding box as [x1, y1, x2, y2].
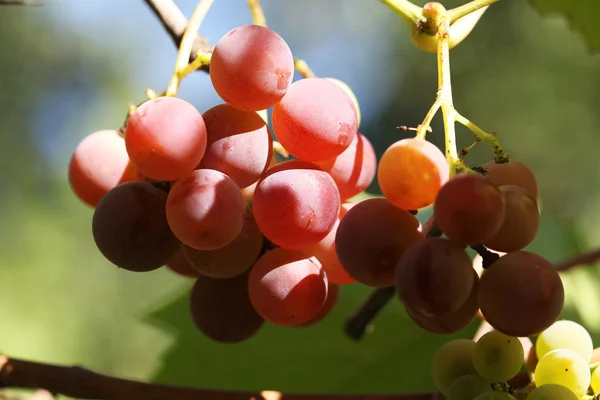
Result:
[247, 248, 328, 327]
[252, 165, 340, 249]
[526, 384, 578, 400]
[378, 138, 449, 210]
[484, 185, 540, 252]
[165, 246, 201, 278]
[166, 169, 246, 250]
[125, 97, 207, 181]
[335, 198, 424, 287]
[483, 159, 538, 199]
[315, 132, 376, 201]
[92, 182, 181, 272]
[478, 251, 564, 337]
[434, 173, 505, 245]
[324, 77, 362, 127]
[300, 283, 339, 326]
[210, 25, 294, 111]
[68, 130, 137, 208]
[183, 207, 263, 279]
[431, 339, 477, 396]
[272, 77, 358, 162]
[190, 270, 264, 343]
[446, 374, 492, 400]
[591, 365, 600, 394]
[536, 320, 593, 363]
[472, 330, 524, 383]
[197, 104, 273, 189]
[395, 237, 475, 316]
[534, 349, 591, 397]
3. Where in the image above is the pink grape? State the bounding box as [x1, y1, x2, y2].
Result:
[315, 132, 377, 201]
[301, 283, 340, 326]
[210, 25, 294, 111]
[252, 163, 340, 249]
[197, 104, 273, 188]
[68, 130, 137, 208]
[166, 169, 246, 250]
[125, 97, 207, 181]
[484, 159, 538, 198]
[248, 248, 328, 326]
[165, 246, 201, 278]
[272, 77, 358, 162]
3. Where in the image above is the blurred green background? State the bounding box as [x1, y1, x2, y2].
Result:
[0, 0, 599, 397]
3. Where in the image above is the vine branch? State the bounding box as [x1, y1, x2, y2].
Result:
[0, 355, 442, 400]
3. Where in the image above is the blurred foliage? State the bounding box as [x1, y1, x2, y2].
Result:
[1, 0, 600, 398]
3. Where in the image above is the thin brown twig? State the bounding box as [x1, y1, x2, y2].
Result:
[555, 248, 600, 272]
[0, 355, 441, 400]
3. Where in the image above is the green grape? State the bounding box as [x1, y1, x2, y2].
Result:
[447, 374, 492, 400]
[431, 339, 477, 395]
[526, 384, 578, 400]
[591, 366, 600, 394]
[473, 330, 524, 382]
[536, 320, 593, 363]
[473, 392, 517, 400]
[534, 349, 591, 397]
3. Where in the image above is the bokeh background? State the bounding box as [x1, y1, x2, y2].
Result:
[0, 0, 599, 396]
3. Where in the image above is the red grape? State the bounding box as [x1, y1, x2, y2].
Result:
[190, 270, 264, 343]
[395, 237, 475, 316]
[197, 104, 273, 188]
[484, 185, 540, 252]
[483, 159, 538, 198]
[68, 130, 137, 208]
[165, 246, 201, 278]
[315, 132, 377, 201]
[478, 251, 564, 337]
[248, 248, 328, 326]
[378, 138, 449, 210]
[272, 77, 358, 162]
[210, 25, 294, 111]
[92, 182, 180, 272]
[434, 173, 505, 245]
[125, 97, 207, 181]
[301, 283, 340, 326]
[166, 169, 246, 250]
[335, 198, 424, 287]
[183, 207, 264, 279]
[252, 164, 340, 249]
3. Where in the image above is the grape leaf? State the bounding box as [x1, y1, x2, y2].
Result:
[528, 0, 600, 52]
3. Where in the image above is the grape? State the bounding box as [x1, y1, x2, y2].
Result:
[210, 25, 294, 111]
[314, 133, 376, 201]
[272, 77, 358, 162]
[301, 203, 356, 285]
[378, 138, 449, 210]
[240, 153, 278, 201]
[301, 283, 339, 326]
[536, 320, 593, 363]
[484, 185, 540, 252]
[190, 270, 264, 343]
[534, 349, 591, 397]
[526, 384, 578, 400]
[478, 251, 564, 337]
[125, 97, 207, 181]
[252, 164, 340, 249]
[483, 159, 538, 198]
[197, 104, 273, 188]
[183, 207, 263, 279]
[434, 173, 505, 245]
[473, 392, 517, 400]
[165, 246, 200, 278]
[431, 339, 477, 395]
[405, 270, 479, 334]
[335, 198, 423, 287]
[247, 248, 328, 326]
[92, 182, 180, 272]
[446, 374, 492, 400]
[68, 129, 137, 207]
[324, 77, 361, 127]
[591, 366, 600, 393]
[166, 169, 246, 250]
[472, 330, 524, 383]
[395, 237, 475, 316]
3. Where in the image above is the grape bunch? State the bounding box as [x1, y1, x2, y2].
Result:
[432, 320, 600, 399]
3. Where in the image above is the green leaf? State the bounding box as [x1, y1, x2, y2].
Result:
[528, 0, 600, 52]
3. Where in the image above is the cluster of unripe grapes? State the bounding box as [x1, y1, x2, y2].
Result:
[434, 320, 600, 399]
